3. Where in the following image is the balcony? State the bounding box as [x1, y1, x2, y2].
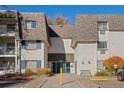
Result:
[0, 25, 16, 37]
[0, 46, 15, 57]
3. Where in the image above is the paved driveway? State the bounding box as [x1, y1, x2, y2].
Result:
[41, 74, 124, 88]
[41, 74, 99, 88]
[92, 80, 124, 88]
[1, 74, 124, 88]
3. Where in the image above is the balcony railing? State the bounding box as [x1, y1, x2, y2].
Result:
[0, 46, 15, 55]
[0, 25, 16, 36]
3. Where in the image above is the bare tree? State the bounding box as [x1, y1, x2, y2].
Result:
[54, 15, 68, 26]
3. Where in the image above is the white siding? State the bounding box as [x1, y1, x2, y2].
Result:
[74, 43, 97, 75]
[109, 31, 124, 58]
[44, 44, 48, 67]
[48, 38, 74, 53]
[97, 31, 109, 60]
[21, 42, 45, 68]
[70, 62, 75, 74]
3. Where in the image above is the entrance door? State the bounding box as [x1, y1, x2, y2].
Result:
[52, 62, 70, 74]
[56, 63, 60, 73]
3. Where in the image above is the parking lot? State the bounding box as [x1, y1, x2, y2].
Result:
[1, 74, 124, 88]
[92, 80, 124, 88]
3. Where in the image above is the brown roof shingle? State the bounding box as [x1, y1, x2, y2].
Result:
[21, 13, 50, 46]
[48, 25, 73, 39]
[72, 15, 124, 48]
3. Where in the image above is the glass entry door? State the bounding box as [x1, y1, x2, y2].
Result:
[52, 62, 70, 74]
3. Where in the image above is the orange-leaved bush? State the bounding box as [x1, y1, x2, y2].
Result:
[103, 56, 124, 70]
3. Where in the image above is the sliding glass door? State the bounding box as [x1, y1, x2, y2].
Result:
[52, 62, 70, 74]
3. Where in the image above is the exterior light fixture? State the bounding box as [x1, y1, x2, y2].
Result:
[82, 61, 84, 64]
[88, 61, 91, 64]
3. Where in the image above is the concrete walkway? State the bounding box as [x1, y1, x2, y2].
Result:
[41, 74, 99, 88]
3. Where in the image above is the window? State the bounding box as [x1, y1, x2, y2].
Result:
[21, 61, 26, 69]
[26, 41, 36, 49]
[97, 60, 104, 70]
[31, 21, 37, 28]
[21, 60, 42, 69]
[7, 43, 15, 49]
[97, 41, 107, 49]
[36, 40, 41, 49]
[25, 41, 41, 50]
[26, 60, 37, 69]
[98, 22, 108, 34]
[7, 24, 15, 31]
[26, 21, 37, 29]
[21, 40, 26, 49]
[37, 60, 41, 68]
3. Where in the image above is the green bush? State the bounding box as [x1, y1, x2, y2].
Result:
[95, 71, 112, 76]
[5, 73, 15, 77]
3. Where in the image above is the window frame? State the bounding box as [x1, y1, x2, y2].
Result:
[25, 41, 37, 50]
[25, 20, 37, 29]
[97, 41, 107, 49]
[97, 60, 104, 70]
[36, 40, 41, 49]
[21, 40, 41, 50]
[97, 21, 108, 35]
[21, 60, 42, 69]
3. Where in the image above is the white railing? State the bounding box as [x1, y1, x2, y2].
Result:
[0, 46, 15, 55]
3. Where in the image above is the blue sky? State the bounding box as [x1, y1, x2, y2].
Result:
[1, 5, 124, 24]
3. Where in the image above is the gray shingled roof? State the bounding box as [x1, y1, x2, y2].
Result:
[21, 13, 50, 46]
[48, 25, 73, 39]
[72, 15, 124, 48]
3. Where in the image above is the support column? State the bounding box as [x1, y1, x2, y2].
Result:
[15, 39, 18, 72]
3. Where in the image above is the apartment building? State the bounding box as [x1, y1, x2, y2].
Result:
[1, 10, 124, 76]
[73, 15, 124, 76]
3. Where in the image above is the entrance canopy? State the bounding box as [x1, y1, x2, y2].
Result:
[48, 53, 74, 63]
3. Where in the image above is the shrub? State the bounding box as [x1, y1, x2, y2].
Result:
[36, 68, 44, 76]
[25, 68, 34, 76]
[95, 71, 112, 76]
[36, 68, 50, 76]
[5, 73, 15, 78]
[103, 56, 124, 71]
[44, 68, 50, 75]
